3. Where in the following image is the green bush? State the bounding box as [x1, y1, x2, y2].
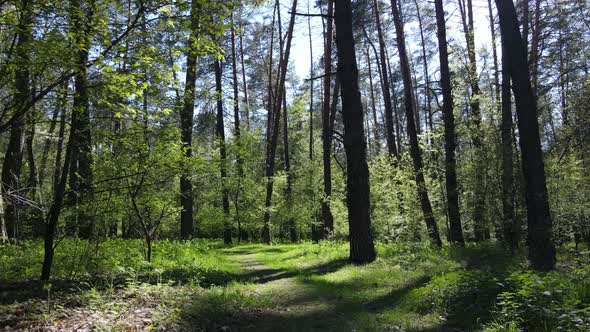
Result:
[490, 269, 590, 331]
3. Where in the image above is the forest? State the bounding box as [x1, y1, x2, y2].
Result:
[0, 0, 589, 330]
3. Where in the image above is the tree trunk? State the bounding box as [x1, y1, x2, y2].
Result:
[495, 0, 554, 271]
[372, 0, 398, 158]
[365, 48, 380, 153]
[320, 0, 335, 238]
[179, 0, 199, 239]
[214, 60, 232, 245]
[487, 0, 500, 104]
[500, 32, 518, 249]
[459, 0, 488, 241]
[39, 85, 67, 190]
[238, 8, 250, 130]
[414, 0, 433, 144]
[390, 0, 442, 247]
[231, 13, 244, 242]
[262, 0, 297, 244]
[1, 0, 32, 239]
[308, 1, 314, 161]
[283, 88, 297, 242]
[435, 0, 465, 244]
[41, 105, 76, 281]
[67, 0, 95, 240]
[334, 0, 376, 263]
[529, 0, 541, 95]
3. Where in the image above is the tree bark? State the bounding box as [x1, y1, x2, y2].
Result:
[487, 0, 500, 104]
[390, 0, 442, 247]
[320, 0, 335, 238]
[67, 0, 96, 240]
[365, 48, 380, 153]
[1, 0, 33, 239]
[308, 0, 314, 162]
[238, 8, 250, 130]
[214, 60, 232, 245]
[500, 32, 518, 249]
[41, 104, 75, 281]
[179, 0, 199, 239]
[230, 13, 244, 242]
[372, 0, 397, 158]
[334, 0, 376, 263]
[435, 0, 465, 244]
[495, 0, 555, 271]
[262, 0, 297, 244]
[414, 0, 433, 143]
[458, 0, 488, 241]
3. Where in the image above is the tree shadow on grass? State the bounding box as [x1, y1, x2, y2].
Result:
[177, 259, 451, 332]
[235, 258, 350, 284]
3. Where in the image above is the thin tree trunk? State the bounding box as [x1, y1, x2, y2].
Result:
[1, 0, 32, 239]
[179, 0, 199, 239]
[529, 0, 541, 95]
[262, 0, 297, 244]
[500, 33, 518, 249]
[458, 0, 488, 241]
[385, 53, 403, 153]
[276, 4, 297, 243]
[372, 0, 397, 157]
[39, 85, 66, 189]
[238, 8, 250, 130]
[264, 3, 277, 172]
[283, 87, 297, 242]
[390, 0, 442, 247]
[67, 0, 95, 239]
[414, 0, 432, 144]
[231, 13, 244, 242]
[334, 0, 376, 263]
[214, 60, 232, 245]
[320, 0, 335, 238]
[495, 0, 555, 271]
[41, 105, 75, 281]
[365, 48, 380, 153]
[487, 0, 500, 104]
[308, 0, 314, 161]
[435, 0, 464, 244]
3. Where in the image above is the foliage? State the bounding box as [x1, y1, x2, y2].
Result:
[0, 239, 238, 285]
[488, 268, 590, 331]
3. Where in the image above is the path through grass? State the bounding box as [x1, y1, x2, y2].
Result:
[2, 240, 588, 331]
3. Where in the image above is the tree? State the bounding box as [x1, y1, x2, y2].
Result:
[371, 0, 397, 157]
[214, 60, 232, 244]
[1, 0, 33, 239]
[390, 0, 442, 247]
[67, 0, 96, 239]
[334, 0, 376, 263]
[500, 30, 518, 249]
[458, 0, 488, 241]
[320, 0, 335, 238]
[262, 0, 297, 244]
[495, 0, 555, 270]
[435, 0, 465, 244]
[179, 0, 199, 239]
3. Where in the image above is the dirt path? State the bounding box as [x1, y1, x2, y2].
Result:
[223, 251, 356, 332]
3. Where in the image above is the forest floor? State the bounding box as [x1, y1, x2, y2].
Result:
[1, 240, 589, 331]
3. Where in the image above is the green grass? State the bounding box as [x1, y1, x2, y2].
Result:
[0, 238, 239, 285]
[1, 239, 589, 331]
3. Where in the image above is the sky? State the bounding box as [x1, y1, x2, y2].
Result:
[285, 0, 497, 82]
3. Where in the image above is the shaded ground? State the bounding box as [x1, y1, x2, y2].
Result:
[2, 242, 540, 331]
[209, 249, 356, 332]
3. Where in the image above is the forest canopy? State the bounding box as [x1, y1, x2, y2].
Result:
[0, 0, 589, 330]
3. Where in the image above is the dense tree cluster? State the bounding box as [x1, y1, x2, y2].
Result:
[0, 0, 588, 279]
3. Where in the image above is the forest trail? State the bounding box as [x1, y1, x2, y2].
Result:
[220, 248, 356, 332]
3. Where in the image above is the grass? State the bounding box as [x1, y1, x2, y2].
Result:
[1, 239, 589, 331]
